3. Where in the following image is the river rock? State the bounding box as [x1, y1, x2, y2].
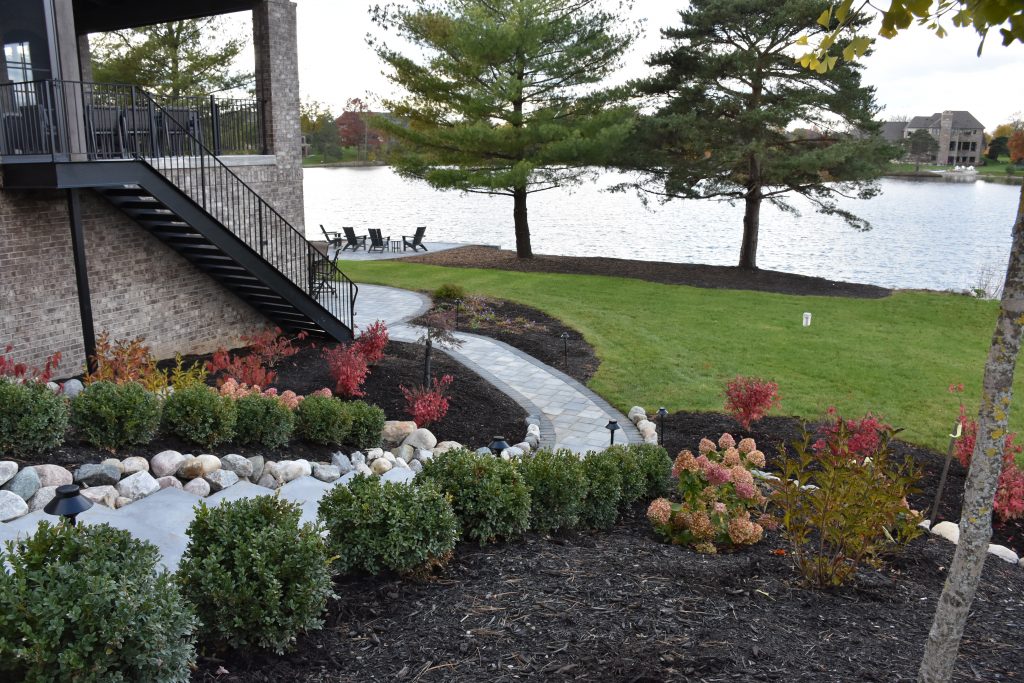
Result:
[101, 457, 125, 474]
[403, 428, 437, 451]
[47, 381, 60, 393]
[257, 473, 279, 489]
[394, 444, 416, 462]
[156, 476, 183, 490]
[931, 521, 960, 544]
[637, 420, 657, 439]
[0, 490, 29, 521]
[370, 458, 392, 475]
[313, 463, 341, 482]
[409, 459, 423, 474]
[331, 452, 353, 475]
[221, 454, 253, 479]
[526, 423, 541, 438]
[350, 451, 366, 466]
[433, 441, 462, 455]
[247, 455, 265, 481]
[502, 446, 525, 460]
[988, 543, 1019, 564]
[366, 448, 385, 462]
[416, 450, 433, 464]
[392, 457, 409, 470]
[74, 463, 121, 487]
[355, 462, 373, 477]
[513, 441, 532, 454]
[282, 459, 313, 482]
[2, 467, 40, 501]
[28, 464, 72, 488]
[204, 469, 239, 493]
[381, 420, 417, 444]
[178, 454, 220, 479]
[27, 486, 57, 513]
[114, 497, 133, 509]
[150, 451, 186, 478]
[81, 485, 118, 507]
[117, 471, 160, 501]
[183, 477, 211, 497]
[0, 461, 18, 487]
[63, 378, 84, 398]
[121, 456, 149, 475]
[475, 447, 492, 457]
[627, 406, 647, 424]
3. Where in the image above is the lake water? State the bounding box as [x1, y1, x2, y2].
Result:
[303, 167, 1022, 292]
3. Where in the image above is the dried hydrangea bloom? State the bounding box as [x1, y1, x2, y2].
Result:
[737, 437, 757, 454]
[718, 433, 736, 450]
[694, 454, 712, 472]
[705, 462, 731, 486]
[757, 512, 779, 531]
[734, 481, 756, 499]
[728, 517, 764, 545]
[694, 542, 718, 554]
[698, 437, 716, 455]
[646, 498, 672, 526]
[713, 502, 727, 514]
[745, 449, 766, 468]
[689, 510, 717, 540]
[723, 447, 741, 466]
[729, 465, 754, 487]
[672, 450, 699, 477]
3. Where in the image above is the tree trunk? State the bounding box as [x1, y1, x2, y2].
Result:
[422, 337, 433, 388]
[739, 187, 761, 270]
[918, 183, 1024, 682]
[513, 185, 533, 259]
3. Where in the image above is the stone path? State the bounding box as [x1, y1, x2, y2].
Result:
[352, 284, 640, 453]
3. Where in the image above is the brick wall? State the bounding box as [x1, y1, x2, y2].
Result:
[0, 188, 270, 379]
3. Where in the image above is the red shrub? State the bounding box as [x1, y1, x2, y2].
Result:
[953, 403, 1024, 522]
[242, 327, 307, 367]
[353, 320, 389, 365]
[813, 408, 892, 465]
[400, 375, 453, 427]
[323, 344, 369, 398]
[723, 376, 780, 429]
[1, 344, 61, 383]
[206, 327, 306, 387]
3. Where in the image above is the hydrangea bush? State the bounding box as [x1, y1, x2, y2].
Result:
[647, 433, 770, 553]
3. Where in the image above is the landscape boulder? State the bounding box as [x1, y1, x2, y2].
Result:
[220, 454, 254, 479]
[313, 463, 341, 482]
[150, 450, 186, 478]
[370, 458, 392, 475]
[0, 490, 29, 521]
[121, 456, 150, 475]
[931, 521, 960, 544]
[381, 420, 417, 444]
[627, 406, 647, 425]
[74, 463, 121, 487]
[331, 452, 353, 475]
[156, 476, 183, 490]
[2, 467, 40, 501]
[116, 471, 160, 501]
[204, 469, 239, 493]
[183, 477, 211, 497]
[0, 461, 18, 487]
[62, 378, 84, 398]
[81, 485, 118, 507]
[403, 428, 437, 451]
[30, 464, 73, 488]
[27, 486, 58, 513]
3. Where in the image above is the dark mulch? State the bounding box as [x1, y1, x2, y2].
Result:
[413, 297, 600, 385]
[12, 340, 525, 469]
[405, 246, 893, 299]
[191, 409, 1024, 683]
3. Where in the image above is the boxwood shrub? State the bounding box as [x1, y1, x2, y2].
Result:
[0, 521, 196, 683]
[319, 475, 459, 575]
[579, 450, 623, 530]
[343, 400, 386, 450]
[162, 384, 236, 448]
[176, 496, 332, 654]
[235, 393, 294, 449]
[71, 381, 161, 450]
[517, 448, 588, 533]
[0, 378, 68, 454]
[295, 395, 351, 445]
[418, 449, 530, 545]
[605, 445, 647, 509]
[632, 444, 673, 498]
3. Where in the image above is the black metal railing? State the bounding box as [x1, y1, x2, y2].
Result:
[0, 80, 264, 158]
[0, 80, 356, 334]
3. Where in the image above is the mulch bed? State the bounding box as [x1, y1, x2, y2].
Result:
[13, 340, 526, 469]
[192, 410, 1024, 683]
[405, 246, 893, 299]
[413, 297, 600, 385]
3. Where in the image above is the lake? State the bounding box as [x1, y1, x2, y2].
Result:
[303, 167, 1021, 293]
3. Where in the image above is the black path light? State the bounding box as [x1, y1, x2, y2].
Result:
[560, 331, 570, 366]
[44, 484, 93, 526]
[657, 407, 668, 446]
[606, 419, 619, 446]
[489, 435, 510, 456]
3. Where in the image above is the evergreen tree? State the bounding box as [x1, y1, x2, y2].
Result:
[369, 0, 638, 258]
[904, 129, 939, 170]
[626, 0, 895, 270]
[90, 18, 251, 98]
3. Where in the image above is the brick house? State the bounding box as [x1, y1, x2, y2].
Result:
[882, 110, 986, 165]
[0, 0, 356, 379]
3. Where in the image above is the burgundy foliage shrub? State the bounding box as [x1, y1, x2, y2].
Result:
[353, 320, 389, 365]
[323, 344, 370, 398]
[400, 375, 453, 427]
[1, 344, 61, 383]
[723, 376, 780, 430]
[813, 407, 892, 465]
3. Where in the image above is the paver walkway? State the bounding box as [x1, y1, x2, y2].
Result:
[352, 284, 640, 453]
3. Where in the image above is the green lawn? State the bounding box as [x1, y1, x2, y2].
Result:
[890, 156, 1022, 176]
[339, 260, 1020, 452]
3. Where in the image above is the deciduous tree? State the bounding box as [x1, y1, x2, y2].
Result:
[625, 0, 895, 270]
[904, 128, 939, 170]
[986, 135, 1009, 160]
[90, 18, 251, 98]
[301, 100, 342, 161]
[369, 0, 638, 258]
[1009, 131, 1024, 164]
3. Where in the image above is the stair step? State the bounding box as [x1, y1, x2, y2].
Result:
[102, 187, 150, 198]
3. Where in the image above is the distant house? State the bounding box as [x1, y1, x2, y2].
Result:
[881, 111, 986, 165]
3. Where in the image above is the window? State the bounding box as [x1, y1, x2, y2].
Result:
[4, 40, 32, 82]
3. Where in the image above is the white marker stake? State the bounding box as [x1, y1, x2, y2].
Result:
[802, 312, 812, 327]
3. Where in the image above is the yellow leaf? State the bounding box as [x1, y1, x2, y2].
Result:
[842, 44, 855, 61]
[796, 35, 809, 46]
[814, 60, 828, 74]
[826, 55, 838, 70]
[799, 54, 812, 68]
[835, 0, 850, 23]
[817, 8, 832, 27]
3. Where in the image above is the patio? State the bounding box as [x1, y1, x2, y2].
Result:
[316, 240, 487, 261]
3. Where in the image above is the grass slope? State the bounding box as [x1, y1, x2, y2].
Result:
[340, 260, 1013, 451]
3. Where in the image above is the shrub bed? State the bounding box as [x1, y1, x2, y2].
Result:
[70, 381, 161, 450]
[517, 448, 587, 533]
[0, 378, 68, 455]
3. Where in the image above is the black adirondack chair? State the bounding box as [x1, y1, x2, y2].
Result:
[368, 228, 390, 253]
[340, 225, 367, 251]
[402, 225, 428, 252]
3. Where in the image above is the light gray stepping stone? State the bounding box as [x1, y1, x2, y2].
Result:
[278, 476, 332, 527]
[381, 468, 416, 485]
[114, 488, 201, 536]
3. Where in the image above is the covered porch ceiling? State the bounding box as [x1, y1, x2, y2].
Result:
[72, 0, 259, 35]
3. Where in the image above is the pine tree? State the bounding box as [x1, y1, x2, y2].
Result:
[369, 0, 638, 258]
[627, 0, 895, 270]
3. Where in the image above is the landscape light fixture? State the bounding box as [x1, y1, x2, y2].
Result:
[606, 419, 619, 446]
[43, 484, 92, 526]
[560, 332, 570, 366]
[657, 407, 668, 446]
[489, 435, 510, 456]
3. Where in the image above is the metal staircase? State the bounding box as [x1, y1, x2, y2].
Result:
[0, 80, 356, 341]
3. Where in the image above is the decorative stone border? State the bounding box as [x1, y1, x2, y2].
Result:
[920, 519, 1023, 568]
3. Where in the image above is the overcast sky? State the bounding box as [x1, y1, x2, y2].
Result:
[237, 1, 1023, 130]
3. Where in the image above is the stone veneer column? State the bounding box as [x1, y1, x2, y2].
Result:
[252, 0, 304, 229]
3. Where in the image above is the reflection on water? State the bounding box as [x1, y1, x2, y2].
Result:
[304, 167, 1021, 292]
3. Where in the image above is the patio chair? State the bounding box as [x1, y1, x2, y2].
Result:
[309, 256, 339, 300]
[402, 225, 429, 252]
[320, 224, 345, 254]
[368, 228, 390, 253]
[340, 225, 367, 252]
